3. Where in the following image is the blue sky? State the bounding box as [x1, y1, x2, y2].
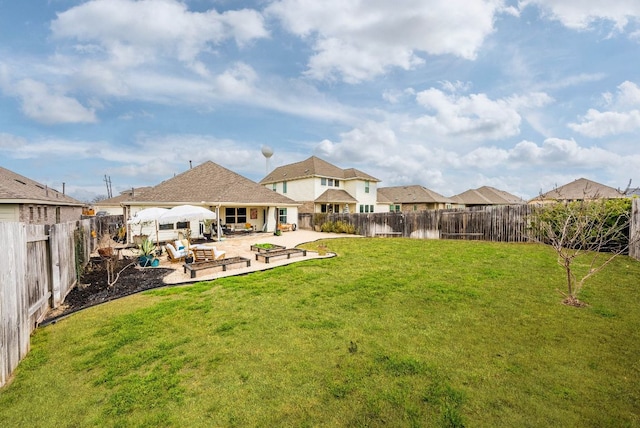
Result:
[1, 0, 639, 202]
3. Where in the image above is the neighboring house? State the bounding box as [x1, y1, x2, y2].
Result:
[124, 161, 299, 243]
[260, 156, 380, 214]
[377, 185, 455, 212]
[450, 186, 525, 207]
[0, 165, 84, 224]
[94, 187, 152, 216]
[529, 178, 626, 204]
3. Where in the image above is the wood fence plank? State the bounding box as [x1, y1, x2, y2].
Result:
[1, 218, 96, 388]
[0, 222, 29, 388]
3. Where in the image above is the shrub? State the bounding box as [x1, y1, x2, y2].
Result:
[320, 220, 356, 234]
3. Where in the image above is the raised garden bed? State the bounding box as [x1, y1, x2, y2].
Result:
[250, 243, 286, 253]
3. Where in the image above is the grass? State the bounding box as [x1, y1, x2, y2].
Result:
[1, 238, 639, 427]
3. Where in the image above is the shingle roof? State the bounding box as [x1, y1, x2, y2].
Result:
[532, 178, 625, 202]
[0, 165, 83, 206]
[260, 156, 379, 184]
[450, 186, 525, 205]
[99, 187, 152, 206]
[377, 185, 454, 204]
[131, 161, 298, 206]
[314, 189, 358, 203]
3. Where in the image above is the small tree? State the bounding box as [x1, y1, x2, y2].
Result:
[96, 233, 135, 287]
[530, 198, 633, 306]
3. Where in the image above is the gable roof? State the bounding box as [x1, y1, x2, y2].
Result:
[130, 161, 298, 206]
[450, 186, 525, 205]
[531, 178, 625, 202]
[315, 189, 358, 203]
[0, 165, 83, 206]
[260, 156, 379, 184]
[377, 185, 454, 204]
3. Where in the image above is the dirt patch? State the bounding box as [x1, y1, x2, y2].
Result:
[43, 256, 174, 323]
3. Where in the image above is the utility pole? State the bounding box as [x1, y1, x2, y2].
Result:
[104, 175, 113, 198]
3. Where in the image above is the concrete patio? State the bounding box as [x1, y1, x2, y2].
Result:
[157, 230, 360, 284]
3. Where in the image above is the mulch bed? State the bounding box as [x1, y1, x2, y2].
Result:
[42, 256, 174, 323]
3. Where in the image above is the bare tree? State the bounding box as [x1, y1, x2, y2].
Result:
[530, 197, 633, 306]
[96, 233, 135, 287]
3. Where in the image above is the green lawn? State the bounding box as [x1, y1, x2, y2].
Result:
[1, 238, 639, 427]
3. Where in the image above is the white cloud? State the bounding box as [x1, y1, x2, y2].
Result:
[51, 0, 269, 68]
[406, 87, 553, 142]
[268, 0, 507, 82]
[316, 121, 400, 162]
[215, 62, 259, 98]
[568, 81, 640, 137]
[501, 138, 623, 167]
[568, 109, 640, 137]
[0, 133, 28, 149]
[12, 79, 97, 124]
[521, 0, 640, 32]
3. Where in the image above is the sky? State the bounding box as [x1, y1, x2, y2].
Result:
[0, 0, 639, 202]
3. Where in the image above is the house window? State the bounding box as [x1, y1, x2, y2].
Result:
[321, 204, 338, 213]
[272, 183, 276, 191]
[279, 208, 287, 224]
[225, 207, 247, 224]
[321, 177, 327, 186]
[283, 181, 287, 194]
[37, 207, 42, 220]
[360, 205, 364, 213]
[176, 221, 189, 229]
[159, 223, 173, 230]
[29, 206, 34, 221]
[365, 205, 369, 213]
[334, 179, 340, 187]
[44, 207, 48, 220]
[365, 180, 370, 193]
[370, 205, 374, 212]
[413, 205, 417, 211]
[328, 178, 334, 187]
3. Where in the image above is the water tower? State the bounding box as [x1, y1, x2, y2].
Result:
[261, 145, 274, 175]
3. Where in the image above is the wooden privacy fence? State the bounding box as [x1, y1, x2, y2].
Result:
[321, 205, 535, 242]
[0, 219, 93, 388]
[309, 201, 640, 259]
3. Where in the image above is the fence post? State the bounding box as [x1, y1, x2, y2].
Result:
[631, 199, 640, 261]
[49, 224, 63, 308]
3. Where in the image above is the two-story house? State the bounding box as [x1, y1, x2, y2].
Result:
[260, 156, 380, 214]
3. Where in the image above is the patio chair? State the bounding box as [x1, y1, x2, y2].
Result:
[165, 242, 189, 262]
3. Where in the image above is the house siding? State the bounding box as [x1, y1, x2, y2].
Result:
[0, 204, 19, 222]
[349, 180, 378, 211]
